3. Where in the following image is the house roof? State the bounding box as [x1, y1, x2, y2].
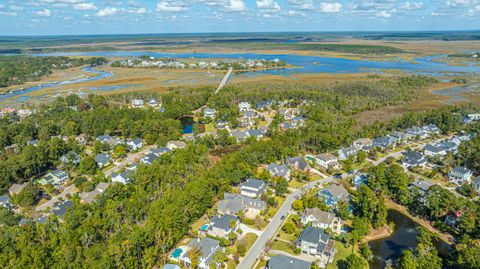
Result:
[240, 178, 265, 190]
[404, 151, 425, 162]
[96, 182, 110, 192]
[286, 156, 308, 170]
[0, 194, 10, 204]
[141, 153, 159, 164]
[218, 193, 266, 213]
[188, 237, 220, 264]
[302, 208, 335, 225]
[150, 147, 171, 156]
[51, 200, 74, 217]
[95, 153, 110, 164]
[268, 255, 311, 269]
[410, 180, 435, 192]
[267, 163, 289, 177]
[210, 214, 239, 231]
[247, 129, 263, 137]
[424, 143, 445, 153]
[451, 166, 472, 176]
[9, 183, 27, 195]
[298, 226, 330, 245]
[321, 184, 350, 199]
[316, 153, 337, 162]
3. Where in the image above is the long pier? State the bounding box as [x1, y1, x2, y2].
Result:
[214, 67, 233, 95]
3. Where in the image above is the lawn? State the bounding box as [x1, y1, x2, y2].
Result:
[227, 258, 238, 269]
[270, 240, 296, 255]
[288, 179, 307, 189]
[226, 233, 258, 256]
[205, 123, 215, 132]
[326, 241, 365, 269]
[265, 196, 286, 219]
[254, 260, 268, 269]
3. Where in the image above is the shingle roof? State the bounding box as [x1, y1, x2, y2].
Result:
[322, 184, 349, 199]
[302, 208, 335, 225]
[218, 193, 266, 214]
[410, 180, 435, 192]
[268, 255, 311, 269]
[210, 214, 239, 231]
[240, 178, 265, 190]
[298, 226, 330, 245]
[267, 163, 289, 177]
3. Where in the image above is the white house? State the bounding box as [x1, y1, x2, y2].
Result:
[238, 101, 251, 112]
[204, 108, 217, 119]
[301, 208, 342, 234]
[131, 99, 144, 108]
[315, 153, 340, 170]
[239, 178, 267, 198]
[448, 166, 473, 185]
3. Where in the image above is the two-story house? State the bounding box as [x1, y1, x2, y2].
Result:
[300, 208, 342, 234]
[448, 166, 473, 185]
[207, 214, 239, 238]
[318, 184, 350, 207]
[239, 178, 267, 198]
[296, 226, 336, 267]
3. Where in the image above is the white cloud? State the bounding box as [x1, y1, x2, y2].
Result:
[0, 11, 18, 16]
[10, 5, 24, 11]
[446, 0, 473, 6]
[135, 7, 147, 14]
[40, 0, 84, 3]
[73, 3, 98, 11]
[156, 1, 186, 12]
[257, 0, 281, 11]
[225, 0, 247, 12]
[35, 9, 51, 16]
[287, 0, 314, 10]
[95, 7, 118, 17]
[399, 1, 423, 9]
[376, 10, 392, 17]
[319, 2, 342, 12]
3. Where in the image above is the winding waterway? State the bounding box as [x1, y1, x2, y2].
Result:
[0, 66, 112, 101]
[2, 51, 479, 104]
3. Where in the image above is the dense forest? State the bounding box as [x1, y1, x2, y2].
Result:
[0, 56, 108, 87]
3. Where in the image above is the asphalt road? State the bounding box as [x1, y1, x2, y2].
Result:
[237, 176, 335, 269]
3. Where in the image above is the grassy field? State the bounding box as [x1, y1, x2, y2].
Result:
[326, 241, 364, 269]
[270, 240, 296, 255]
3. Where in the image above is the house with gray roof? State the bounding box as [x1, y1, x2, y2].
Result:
[111, 171, 132, 185]
[180, 237, 223, 269]
[352, 138, 373, 151]
[247, 129, 264, 140]
[51, 200, 74, 218]
[389, 131, 409, 144]
[424, 143, 447, 157]
[286, 156, 309, 171]
[127, 138, 143, 151]
[95, 153, 111, 168]
[297, 226, 336, 266]
[167, 140, 187, 151]
[301, 208, 342, 234]
[267, 255, 311, 269]
[207, 214, 239, 238]
[318, 184, 350, 207]
[231, 130, 249, 142]
[255, 99, 274, 110]
[204, 108, 217, 119]
[150, 147, 171, 156]
[338, 146, 357, 161]
[472, 176, 480, 193]
[373, 136, 397, 150]
[141, 153, 159, 165]
[402, 151, 427, 168]
[217, 193, 266, 217]
[267, 163, 291, 181]
[60, 151, 80, 165]
[0, 194, 12, 210]
[96, 135, 117, 145]
[406, 127, 428, 139]
[279, 121, 294, 130]
[448, 166, 473, 185]
[240, 178, 267, 198]
[423, 124, 441, 135]
[409, 180, 435, 203]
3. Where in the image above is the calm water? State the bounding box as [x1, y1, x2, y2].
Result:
[34, 51, 480, 76]
[0, 66, 112, 101]
[368, 210, 449, 269]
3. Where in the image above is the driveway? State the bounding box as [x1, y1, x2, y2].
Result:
[36, 184, 77, 212]
[103, 145, 156, 177]
[239, 223, 262, 237]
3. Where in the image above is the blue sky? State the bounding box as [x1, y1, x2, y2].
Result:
[0, 0, 478, 35]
